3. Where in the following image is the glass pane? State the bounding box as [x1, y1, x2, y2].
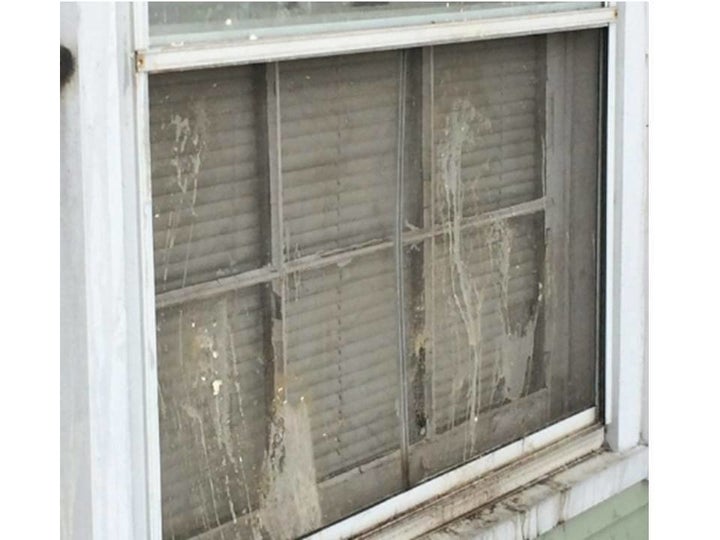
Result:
[148, 2, 603, 46]
[285, 249, 402, 531]
[406, 215, 546, 481]
[156, 287, 269, 539]
[149, 66, 267, 293]
[280, 51, 399, 257]
[433, 36, 544, 222]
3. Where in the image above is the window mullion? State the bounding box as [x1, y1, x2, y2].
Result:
[265, 61, 288, 409]
[395, 49, 411, 489]
[421, 45, 436, 439]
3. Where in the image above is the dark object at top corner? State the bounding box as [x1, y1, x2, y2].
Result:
[61, 45, 75, 88]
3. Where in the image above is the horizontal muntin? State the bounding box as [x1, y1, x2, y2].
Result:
[154, 197, 545, 308]
[138, 8, 616, 74]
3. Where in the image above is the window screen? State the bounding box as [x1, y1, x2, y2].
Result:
[150, 29, 601, 540]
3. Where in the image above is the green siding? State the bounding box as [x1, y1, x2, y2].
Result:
[539, 481, 648, 540]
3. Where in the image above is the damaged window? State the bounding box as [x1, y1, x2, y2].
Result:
[150, 29, 602, 540]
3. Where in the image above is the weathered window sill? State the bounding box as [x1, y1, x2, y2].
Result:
[418, 444, 648, 539]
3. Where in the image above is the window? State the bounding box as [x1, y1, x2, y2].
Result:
[145, 4, 603, 540]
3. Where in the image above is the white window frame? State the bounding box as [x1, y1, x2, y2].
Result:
[59, 2, 648, 539]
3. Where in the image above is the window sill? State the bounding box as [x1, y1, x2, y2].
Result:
[416, 444, 649, 539]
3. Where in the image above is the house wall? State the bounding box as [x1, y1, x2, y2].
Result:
[539, 481, 648, 540]
[61, 4, 154, 539]
[60, 3, 93, 538]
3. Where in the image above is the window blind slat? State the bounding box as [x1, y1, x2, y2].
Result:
[149, 66, 266, 293]
[285, 251, 401, 483]
[155, 287, 268, 539]
[433, 37, 544, 223]
[430, 216, 542, 436]
[280, 51, 399, 257]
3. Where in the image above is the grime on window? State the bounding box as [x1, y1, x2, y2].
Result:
[149, 28, 602, 540]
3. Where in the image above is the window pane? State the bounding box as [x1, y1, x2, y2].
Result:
[433, 36, 544, 220]
[156, 286, 269, 539]
[285, 250, 403, 528]
[150, 67, 267, 293]
[148, 2, 603, 46]
[280, 52, 399, 256]
[406, 215, 547, 481]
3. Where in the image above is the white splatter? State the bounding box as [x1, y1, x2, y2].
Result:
[257, 400, 322, 540]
